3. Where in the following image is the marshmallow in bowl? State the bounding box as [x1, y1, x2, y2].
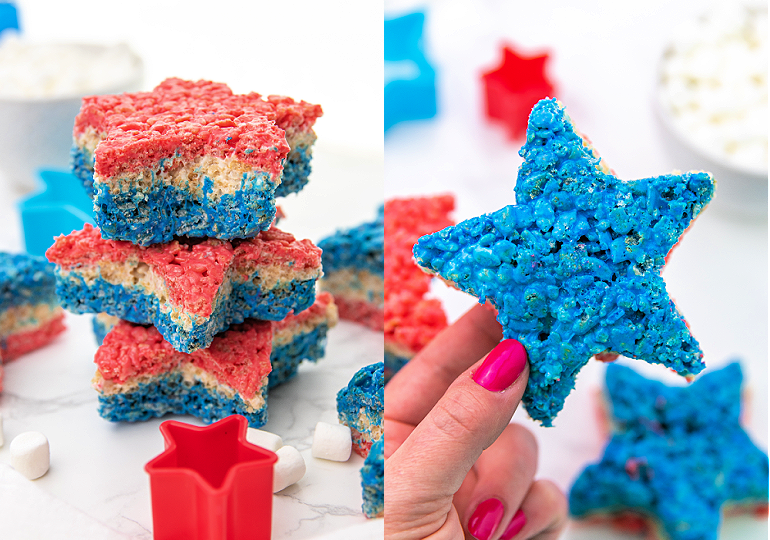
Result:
[0, 35, 140, 99]
[659, 3, 767, 172]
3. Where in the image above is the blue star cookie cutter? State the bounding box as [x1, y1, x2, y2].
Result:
[384, 11, 437, 132]
[0, 2, 18, 36]
[569, 362, 769, 540]
[18, 169, 95, 257]
[414, 98, 715, 426]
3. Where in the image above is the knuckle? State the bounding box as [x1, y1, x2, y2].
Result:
[429, 391, 486, 442]
[508, 423, 539, 456]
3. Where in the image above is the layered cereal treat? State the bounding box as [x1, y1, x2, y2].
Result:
[361, 438, 384, 519]
[71, 78, 322, 245]
[93, 294, 337, 427]
[93, 318, 273, 427]
[384, 195, 454, 379]
[92, 312, 120, 345]
[569, 362, 769, 540]
[47, 224, 322, 353]
[0, 253, 65, 364]
[318, 207, 384, 330]
[414, 98, 715, 426]
[336, 362, 383, 457]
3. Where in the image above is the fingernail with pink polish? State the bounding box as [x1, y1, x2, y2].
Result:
[501, 509, 526, 539]
[468, 498, 505, 540]
[472, 339, 527, 392]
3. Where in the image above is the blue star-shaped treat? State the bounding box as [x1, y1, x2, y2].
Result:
[570, 362, 769, 540]
[413, 98, 714, 425]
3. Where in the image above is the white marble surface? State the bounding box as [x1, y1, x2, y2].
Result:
[385, 0, 768, 538]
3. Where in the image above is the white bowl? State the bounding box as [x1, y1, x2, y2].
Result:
[0, 42, 143, 193]
[655, 94, 767, 220]
[654, 3, 767, 220]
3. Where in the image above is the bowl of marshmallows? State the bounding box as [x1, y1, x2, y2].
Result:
[0, 32, 143, 193]
[655, 2, 767, 219]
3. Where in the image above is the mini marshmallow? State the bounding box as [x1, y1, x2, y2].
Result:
[273, 445, 306, 493]
[246, 427, 283, 452]
[311, 421, 352, 462]
[10, 431, 49, 480]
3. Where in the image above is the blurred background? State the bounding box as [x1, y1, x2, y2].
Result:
[384, 0, 767, 539]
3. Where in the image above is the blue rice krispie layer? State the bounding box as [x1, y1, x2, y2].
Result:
[92, 175, 278, 246]
[0, 252, 58, 310]
[361, 438, 384, 519]
[569, 362, 769, 540]
[337, 362, 384, 457]
[319, 206, 384, 277]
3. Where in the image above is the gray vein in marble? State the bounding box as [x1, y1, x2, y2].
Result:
[0, 389, 95, 419]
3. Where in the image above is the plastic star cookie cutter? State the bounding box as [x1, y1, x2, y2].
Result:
[570, 362, 769, 540]
[18, 169, 95, 256]
[481, 45, 555, 140]
[145, 415, 278, 540]
[414, 98, 715, 426]
[384, 11, 437, 132]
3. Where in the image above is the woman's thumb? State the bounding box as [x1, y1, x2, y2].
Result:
[389, 339, 530, 497]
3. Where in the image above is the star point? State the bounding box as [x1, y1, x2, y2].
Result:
[414, 98, 715, 425]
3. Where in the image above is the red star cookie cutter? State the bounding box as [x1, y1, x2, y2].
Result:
[481, 45, 556, 140]
[145, 415, 278, 540]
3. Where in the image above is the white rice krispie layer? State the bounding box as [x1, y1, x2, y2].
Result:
[272, 298, 339, 349]
[0, 303, 62, 336]
[319, 269, 384, 307]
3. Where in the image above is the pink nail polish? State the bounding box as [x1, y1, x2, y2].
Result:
[500, 509, 526, 539]
[472, 339, 527, 392]
[468, 498, 505, 540]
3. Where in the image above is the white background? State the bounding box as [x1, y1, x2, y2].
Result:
[385, 1, 768, 539]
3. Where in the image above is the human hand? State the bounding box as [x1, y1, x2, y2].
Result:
[385, 304, 568, 540]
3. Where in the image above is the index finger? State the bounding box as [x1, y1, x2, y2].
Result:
[385, 302, 503, 428]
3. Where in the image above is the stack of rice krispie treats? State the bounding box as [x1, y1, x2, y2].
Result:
[46, 78, 337, 428]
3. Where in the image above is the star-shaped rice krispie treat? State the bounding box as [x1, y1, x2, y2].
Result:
[414, 98, 714, 426]
[569, 362, 769, 540]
